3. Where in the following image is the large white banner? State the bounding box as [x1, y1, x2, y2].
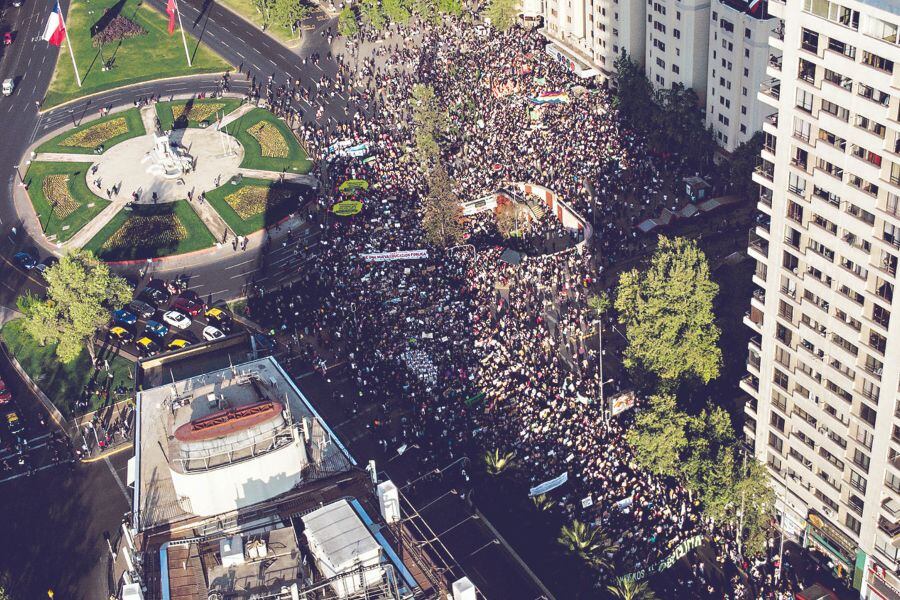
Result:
[528, 472, 568, 497]
[361, 249, 429, 262]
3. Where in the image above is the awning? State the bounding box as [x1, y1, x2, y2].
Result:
[126, 456, 136, 487]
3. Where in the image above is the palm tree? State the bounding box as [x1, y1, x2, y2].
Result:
[607, 576, 657, 600]
[557, 520, 619, 570]
[531, 493, 554, 511]
[483, 449, 515, 475]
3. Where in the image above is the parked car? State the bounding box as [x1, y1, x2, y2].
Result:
[167, 338, 191, 351]
[202, 325, 225, 341]
[113, 309, 137, 326]
[170, 295, 204, 317]
[3, 32, 12, 46]
[128, 299, 156, 319]
[11, 0, 21, 7]
[109, 326, 134, 343]
[34, 256, 57, 278]
[143, 320, 169, 340]
[138, 284, 170, 307]
[205, 306, 233, 332]
[0, 378, 11, 404]
[5, 411, 24, 437]
[135, 337, 160, 357]
[162, 310, 191, 330]
[13, 251, 36, 270]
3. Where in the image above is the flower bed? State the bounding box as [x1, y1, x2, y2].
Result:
[247, 121, 290, 158]
[101, 213, 187, 251]
[224, 185, 293, 220]
[91, 15, 146, 46]
[60, 117, 129, 149]
[172, 102, 226, 124]
[42, 174, 80, 219]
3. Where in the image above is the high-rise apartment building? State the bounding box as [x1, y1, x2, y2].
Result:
[645, 0, 711, 98]
[540, 0, 646, 82]
[705, 0, 778, 152]
[742, 0, 900, 596]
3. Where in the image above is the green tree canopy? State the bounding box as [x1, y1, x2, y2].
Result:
[359, 0, 386, 29]
[410, 83, 446, 166]
[607, 577, 658, 600]
[19, 250, 132, 363]
[625, 393, 688, 478]
[615, 236, 722, 383]
[381, 0, 410, 24]
[558, 520, 619, 570]
[482, 0, 519, 31]
[727, 131, 765, 200]
[337, 6, 359, 37]
[422, 162, 465, 247]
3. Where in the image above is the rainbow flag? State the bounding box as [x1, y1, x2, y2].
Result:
[528, 92, 570, 105]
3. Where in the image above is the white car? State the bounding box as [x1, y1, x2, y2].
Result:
[162, 310, 191, 330]
[202, 325, 225, 341]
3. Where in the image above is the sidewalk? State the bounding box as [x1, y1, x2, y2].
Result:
[237, 168, 319, 189]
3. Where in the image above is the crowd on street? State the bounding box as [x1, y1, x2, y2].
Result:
[242, 16, 818, 599]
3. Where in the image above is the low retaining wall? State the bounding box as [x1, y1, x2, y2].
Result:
[0, 341, 70, 435]
[460, 182, 593, 253]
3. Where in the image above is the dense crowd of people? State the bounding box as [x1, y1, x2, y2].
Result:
[243, 16, 814, 599]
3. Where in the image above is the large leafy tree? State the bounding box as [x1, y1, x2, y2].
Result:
[615, 236, 722, 384]
[359, 0, 386, 30]
[482, 0, 519, 31]
[422, 162, 465, 247]
[682, 405, 736, 512]
[625, 393, 688, 478]
[611, 53, 656, 134]
[268, 0, 310, 36]
[19, 250, 132, 363]
[727, 131, 765, 199]
[381, 0, 410, 24]
[337, 6, 359, 37]
[410, 83, 446, 166]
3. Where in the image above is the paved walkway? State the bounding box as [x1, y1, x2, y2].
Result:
[140, 105, 159, 136]
[218, 103, 256, 129]
[32, 152, 95, 163]
[237, 168, 318, 188]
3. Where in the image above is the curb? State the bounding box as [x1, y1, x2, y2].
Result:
[38, 70, 233, 114]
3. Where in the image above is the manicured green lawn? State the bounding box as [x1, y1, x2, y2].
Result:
[36, 108, 145, 154]
[205, 177, 305, 236]
[1, 319, 134, 419]
[24, 162, 110, 243]
[43, 0, 230, 108]
[83, 200, 215, 261]
[230, 109, 312, 173]
[215, 0, 302, 44]
[155, 97, 244, 131]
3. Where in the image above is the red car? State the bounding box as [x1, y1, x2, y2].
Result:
[169, 294, 204, 317]
[3, 33, 12, 46]
[0, 378, 11, 404]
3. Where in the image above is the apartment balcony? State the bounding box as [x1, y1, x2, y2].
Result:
[749, 335, 762, 353]
[758, 79, 781, 108]
[752, 265, 767, 287]
[744, 309, 764, 334]
[751, 287, 766, 313]
[763, 113, 779, 138]
[769, 20, 785, 46]
[748, 231, 769, 262]
[767, 53, 783, 78]
[878, 515, 900, 546]
[740, 374, 760, 395]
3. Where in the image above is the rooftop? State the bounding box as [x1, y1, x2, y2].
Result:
[133, 356, 354, 532]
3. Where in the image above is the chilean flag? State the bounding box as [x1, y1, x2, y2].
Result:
[166, 0, 176, 35]
[42, 2, 66, 46]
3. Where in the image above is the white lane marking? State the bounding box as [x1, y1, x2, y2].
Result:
[229, 269, 258, 279]
[104, 455, 130, 501]
[224, 258, 255, 270]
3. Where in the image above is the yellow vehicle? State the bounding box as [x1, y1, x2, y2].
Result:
[167, 338, 191, 351]
[109, 326, 133, 342]
[136, 337, 160, 357]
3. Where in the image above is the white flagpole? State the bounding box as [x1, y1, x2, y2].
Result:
[174, 0, 192, 67]
[57, 3, 82, 87]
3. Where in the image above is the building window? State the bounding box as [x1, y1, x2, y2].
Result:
[773, 368, 789, 390]
[741, 124, 747, 134]
[849, 470, 867, 494]
[741, 105, 747, 115]
[852, 448, 871, 473]
[672, 64, 679, 74]
[844, 513, 862, 536]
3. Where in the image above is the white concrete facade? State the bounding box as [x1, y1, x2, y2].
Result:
[705, 0, 778, 152]
[645, 0, 711, 98]
[742, 0, 900, 596]
[540, 0, 646, 83]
